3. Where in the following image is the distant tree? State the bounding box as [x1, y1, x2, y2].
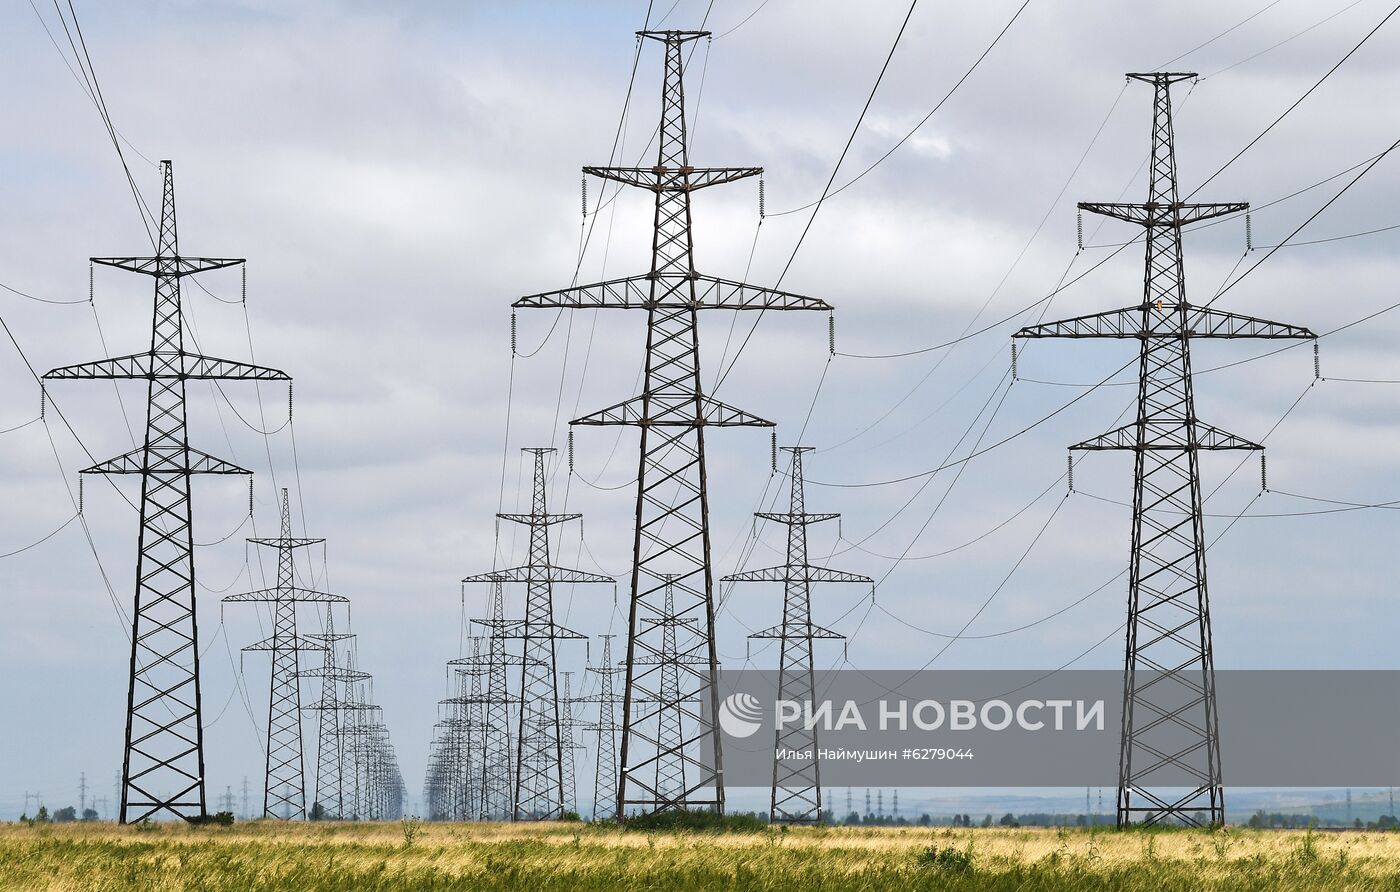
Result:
[918, 814, 932, 826]
[81, 809, 99, 822]
[34, 806, 51, 824]
[999, 813, 1018, 828]
[980, 814, 993, 828]
[843, 811, 860, 825]
[962, 814, 972, 827]
[310, 802, 327, 821]
[53, 806, 76, 823]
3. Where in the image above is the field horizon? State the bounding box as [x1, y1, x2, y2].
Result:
[1, 819, 1397, 890]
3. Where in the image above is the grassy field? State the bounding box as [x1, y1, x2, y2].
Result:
[2, 820, 1399, 890]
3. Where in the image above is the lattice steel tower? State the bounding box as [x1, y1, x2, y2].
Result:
[472, 580, 516, 821]
[582, 635, 624, 821]
[44, 160, 290, 822]
[225, 488, 346, 819]
[1013, 73, 1313, 827]
[514, 29, 831, 817]
[723, 447, 870, 823]
[463, 448, 611, 819]
[300, 605, 364, 819]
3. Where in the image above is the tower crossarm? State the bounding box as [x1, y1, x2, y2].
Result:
[572, 393, 772, 428]
[585, 165, 762, 193]
[248, 536, 325, 549]
[297, 667, 369, 681]
[721, 565, 873, 584]
[492, 618, 588, 641]
[1071, 420, 1262, 452]
[222, 586, 349, 603]
[1078, 201, 1247, 228]
[92, 255, 244, 277]
[463, 566, 613, 585]
[43, 351, 290, 381]
[1014, 305, 1314, 340]
[241, 633, 328, 653]
[496, 511, 582, 527]
[754, 511, 840, 525]
[81, 445, 251, 476]
[514, 274, 830, 312]
[750, 622, 844, 640]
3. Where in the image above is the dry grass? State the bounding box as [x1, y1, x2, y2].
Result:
[2, 820, 1399, 890]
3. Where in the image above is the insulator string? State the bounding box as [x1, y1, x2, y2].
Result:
[242, 263, 247, 304]
[827, 313, 835, 356]
[511, 313, 518, 356]
[759, 176, 765, 219]
[1245, 211, 1253, 251]
[1313, 340, 1321, 380]
[1260, 452, 1268, 492]
[568, 429, 575, 473]
[1067, 453, 1074, 493]
[79, 476, 84, 514]
[287, 383, 294, 422]
[582, 174, 588, 219]
[771, 430, 778, 473]
[1076, 209, 1084, 251]
[248, 478, 254, 517]
[1011, 341, 1018, 381]
[89, 262, 94, 303]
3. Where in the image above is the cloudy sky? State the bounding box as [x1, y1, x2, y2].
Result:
[3, 0, 1400, 818]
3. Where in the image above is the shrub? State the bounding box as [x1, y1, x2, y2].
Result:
[916, 844, 975, 874]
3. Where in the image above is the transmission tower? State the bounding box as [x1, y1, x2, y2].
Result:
[224, 488, 345, 819]
[513, 29, 832, 817]
[582, 635, 624, 821]
[463, 448, 611, 819]
[300, 606, 365, 819]
[43, 160, 290, 822]
[472, 581, 517, 821]
[559, 671, 583, 816]
[724, 447, 870, 824]
[1013, 72, 1314, 827]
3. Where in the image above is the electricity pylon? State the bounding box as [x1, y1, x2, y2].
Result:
[559, 671, 583, 815]
[513, 29, 832, 817]
[723, 447, 870, 824]
[463, 448, 611, 820]
[582, 635, 624, 821]
[1013, 72, 1314, 827]
[472, 581, 516, 820]
[225, 488, 347, 819]
[43, 160, 290, 823]
[300, 607, 365, 819]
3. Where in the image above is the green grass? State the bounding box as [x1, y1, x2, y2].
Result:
[1, 820, 1397, 890]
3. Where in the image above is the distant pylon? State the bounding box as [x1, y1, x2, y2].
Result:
[463, 448, 611, 819]
[1013, 72, 1314, 827]
[300, 606, 365, 819]
[582, 635, 624, 821]
[513, 30, 833, 817]
[559, 671, 582, 816]
[473, 581, 516, 820]
[225, 488, 347, 819]
[43, 160, 290, 822]
[723, 447, 870, 824]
